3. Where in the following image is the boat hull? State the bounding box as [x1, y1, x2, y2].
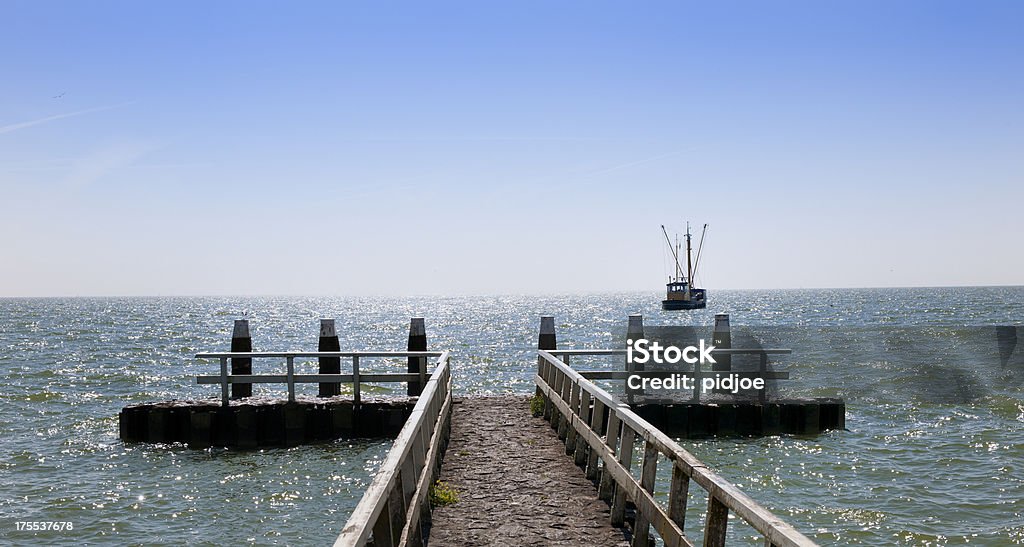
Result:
[662, 299, 706, 310]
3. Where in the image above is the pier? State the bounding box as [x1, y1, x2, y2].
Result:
[427, 397, 629, 545]
[119, 314, 843, 546]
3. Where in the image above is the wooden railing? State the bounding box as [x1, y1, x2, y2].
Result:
[536, 350, 817, 547]
[335, 352, 453, 547]
[195, 351, 444, 406]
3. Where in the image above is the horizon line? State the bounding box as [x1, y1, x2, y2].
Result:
[1, 283, 1022, 299]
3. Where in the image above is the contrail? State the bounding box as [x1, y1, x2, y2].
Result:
[0, 102, 133, 135]
[579, 148, 694, 179]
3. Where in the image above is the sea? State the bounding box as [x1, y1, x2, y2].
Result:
[1, 287, 1023, 545]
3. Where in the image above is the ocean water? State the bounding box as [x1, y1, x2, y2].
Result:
[1, 288, 1023, 545]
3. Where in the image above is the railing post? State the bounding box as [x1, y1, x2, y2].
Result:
[286, 356, 295, 403]
[318, 319, 341, 397]
[407, 318, 426, 396]
[610, 425, 636, 526]
[551, 368, 565, 432]
[372, 498, 394, 547]
[632, 440, 659, 546]
[219, 356, 229, 407]
[599, 411, 621, 501]
[574, 389, 591, 467]
[668, 464, 691, 531]
[230, 319, 252, 399]
[625, 314, 644, 404]
[586, 399, 606, 480]
[564, 382, 580, 452]
[353, 355, 361, 407]
[557, 372, 572, 440]
[704, 495, 729, 547]
[540, 358, 553, 419]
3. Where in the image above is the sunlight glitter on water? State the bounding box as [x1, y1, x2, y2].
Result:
[0, 288, 1023, 544]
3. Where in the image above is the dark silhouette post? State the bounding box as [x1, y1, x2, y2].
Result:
[318, 319, 341, 397]
[626, 314, 644, 403]
[230, 319, 252, 399]
[407, 318, 427, 396]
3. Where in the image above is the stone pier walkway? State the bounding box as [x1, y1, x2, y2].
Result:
[427, 396, 629, 546]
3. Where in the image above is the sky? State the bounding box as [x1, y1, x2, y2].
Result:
[1, 1, 1022, 296]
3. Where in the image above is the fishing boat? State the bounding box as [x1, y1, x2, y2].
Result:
[661, 223, 707, 310]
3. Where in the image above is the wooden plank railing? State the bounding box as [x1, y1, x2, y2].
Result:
[536, 350, 817, 547]
[195, 351, 444, 406]
[335, 351, 453, 547]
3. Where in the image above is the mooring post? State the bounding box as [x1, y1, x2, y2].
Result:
[713, 313, 731, 370]
[712, 313, 732, 396]
[407, 318, 426, 396]
[538, 316, 556, 420]
[230, 319, 252, 399]
[539, 315, 557, 351]
[352, 355, 361, 407]
[318, 319, 341, 397]
[625, 314, 644, 404]
[286, 356, 296, 403]
[219, 357, 229, 407]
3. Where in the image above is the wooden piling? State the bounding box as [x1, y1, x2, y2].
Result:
[712, 313, 732, 369]
[539, 315, 557, 423]
[712, 314, 731, 396]
[539, 315, 557, 351]
[407, 318, 426, 396]
[284, 404, 307, 447]
[626, 314, 644, 403]
[235, 406, 258, 448]
[214, 407, 235, 446]
[318, 319, 342, 397]
[230, 319, 253, 399]
[188, 409, 212, 449]
[260, 406, 284, 446]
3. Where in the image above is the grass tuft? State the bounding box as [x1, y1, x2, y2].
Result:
[429, 480, 459, 507]
[529, 394, 545, 417]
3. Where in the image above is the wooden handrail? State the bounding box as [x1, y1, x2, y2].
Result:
[536, 350, 817, 547]
[335, 352, 453, 547]
[196, 351, 445, 359]
[194, 351, 444, 406]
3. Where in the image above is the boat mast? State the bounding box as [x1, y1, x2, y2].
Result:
[661, 225, 682, 282]
[676, 236, 682, 280]
[692, 223, 708, 277]
[685, 222, 693, 299]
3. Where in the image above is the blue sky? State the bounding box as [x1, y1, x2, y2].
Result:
[1, 1, 1021, 296]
